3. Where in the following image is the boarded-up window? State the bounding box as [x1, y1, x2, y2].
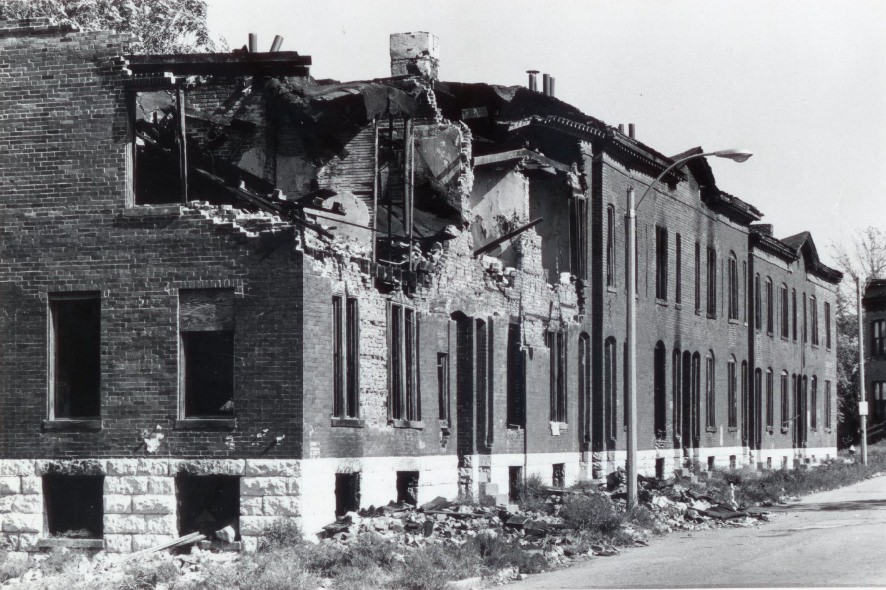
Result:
[179, 289, 234, 418]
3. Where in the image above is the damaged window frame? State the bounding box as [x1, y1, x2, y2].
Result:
[46, 292, 103, 430]
[177, 288, 236, 430]
[389, 302, 422, 427]
[127, 78, 190, 208]
[332, 294, 362, 427]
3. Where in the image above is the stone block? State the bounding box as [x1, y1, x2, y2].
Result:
[241, 477, 287, 497]
[105, 459, 139, 476]
[0, 478, 21, 495]
[20, 477, 41, 495]
[104, 534, 133, 554]
[104, 494, 132, 514]
[0, 496, 15, 514]
[136, 459, 168, 476]
[286, 478, 300, 496]
[18, 533, 40, 552]
[0, 461, 35, 477]
[0, 534, 17, 551]
[2, 514, 42, 533]
[263, 495, 300, 517]
[244, 460, 300, 477]
[104, 476, 147, 495]
[171, 459, 244, 476]
[239, 516, 280, 536]
[143, 514, 177, 535]
[240, 496, 263, 516]
[131, 534, 173, 552]
[240, 535, 259, 553]
[12, 495, 43, 514]
[146, 477, 174, 495]
[104, 514, 145, 535]
[132, 495, 175, 515]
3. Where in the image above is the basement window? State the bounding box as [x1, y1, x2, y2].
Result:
[335, 473, 361, 517]
[396, 471, 419, 506]
[176, 474, 240, 539]
[44, 475, 104, 539]
[552, 463, 565, 488]
[179, 289, 235, 424]
[49, 294, 101, 422]
[508, 466, 523, 503]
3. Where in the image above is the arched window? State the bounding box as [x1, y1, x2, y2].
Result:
[765, 369, 774, 429]
[673, 347, 682, 442]
[705, 351, 716, 429]
[728, 253, 738, 320]
[765, 277, 773, 335]
[606, 205, 616, 287]
[792, 289, 797, 341]
[754, 274, 762, 330]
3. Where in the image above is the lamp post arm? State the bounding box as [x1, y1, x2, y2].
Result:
[635, 151, 724, 210]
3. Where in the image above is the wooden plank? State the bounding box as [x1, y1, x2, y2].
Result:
[180, 289, 234, 331]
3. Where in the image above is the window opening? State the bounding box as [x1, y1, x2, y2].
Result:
[508, 466, 523, 503]
[396, 471, 419, 506]
[333, 296, 360, 419]
[546, 329, 567, 423]
[694, 242, 701, 312]
[552, 463, 565, 488]
[675, 234, 682, 304]
[781, 284, 789, 338]
[825, 302, 832, 349]
[437, 353, 450, 425]
[727, 357, 737, 428]
[706, 247, 717, 317]
[335, 473, 361, 517]
[507, 324, 526, 428]
[390, 304, 420, 421]
[606, 205, 615, 287]
[766, 369, 774, 429]
[825, 380, 832, 429]
[44, 475, 104, 539]
[811, 296, 819, 345]
[176, 474, 240, 540]
[50, 294, 101, 419]
[765, 278, 773, 335]
[180, 289, 234, 418]
[728, 253, 738, 320]
[754, 274, 761, 330]
[656, 226, 668, 300]
[705, 351, 716, 428]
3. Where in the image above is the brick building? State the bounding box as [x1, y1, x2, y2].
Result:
[0, 21, 841, 552]
[863, 279, 886, 432]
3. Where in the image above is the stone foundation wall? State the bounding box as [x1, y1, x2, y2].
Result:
[0, 459, 302, 554]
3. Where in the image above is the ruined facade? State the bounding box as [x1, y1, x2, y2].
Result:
[0, 20, 841, 552]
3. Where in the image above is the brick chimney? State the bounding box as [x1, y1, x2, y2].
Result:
[390, 32, 439, 79]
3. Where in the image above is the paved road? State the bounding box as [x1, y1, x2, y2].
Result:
[508, 475, 886, 588]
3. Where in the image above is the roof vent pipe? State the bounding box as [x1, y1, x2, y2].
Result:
[270, 35, 284, 52]
[248, 33, 257, 53]
[549, 76, 555, 98]
[618, 124, 625, 134]
[527, 70, 539, 91]
[542, 73, 551, 96]
[628, 123, 635, 139]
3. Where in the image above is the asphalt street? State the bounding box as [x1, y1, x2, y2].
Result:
[507, 474, 886, 588]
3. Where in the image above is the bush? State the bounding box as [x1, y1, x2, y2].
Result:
[0, 552, 28, 584]
[258, 518, 305, 551]
[518, 473, 548, 512]
[560, 492, 622, 537]
[392, 544, 479, 590]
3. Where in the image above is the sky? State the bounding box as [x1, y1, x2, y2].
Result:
[207, 0, 886, 267]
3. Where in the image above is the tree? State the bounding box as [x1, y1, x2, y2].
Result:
[0, 0, 222, 54]
[831, 226, 886, 447]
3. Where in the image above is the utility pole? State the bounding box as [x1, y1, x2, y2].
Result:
[856, 276, 868, 465]
[626, 187, 638, 508]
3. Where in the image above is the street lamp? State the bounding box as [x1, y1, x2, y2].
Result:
[625, 148, 752, 509]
